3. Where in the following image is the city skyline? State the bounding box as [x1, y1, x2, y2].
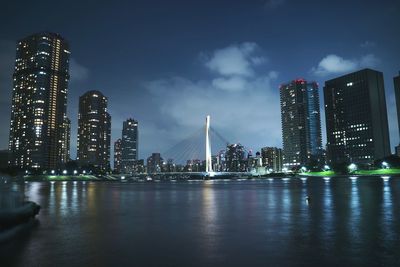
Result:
[1, 1, 400, 160]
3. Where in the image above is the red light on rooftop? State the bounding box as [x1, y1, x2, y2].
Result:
[295, 78, 306, 83]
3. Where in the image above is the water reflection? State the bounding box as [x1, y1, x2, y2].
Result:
[3, 178, 400, 267]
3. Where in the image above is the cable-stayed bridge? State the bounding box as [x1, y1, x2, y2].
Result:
[162, 116, 255, 177]
[118, 116, 255, 179]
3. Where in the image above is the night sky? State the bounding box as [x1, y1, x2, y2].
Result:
[0, 0, 399, 161]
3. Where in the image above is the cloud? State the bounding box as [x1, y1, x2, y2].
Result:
[204, 42, 266, 77]
[311, 54, 380, 76]
[69, 58, 89, 82]
[264, 0, 285, 9]
[142, 43, 281, 161]
[212, 76, 248, 92]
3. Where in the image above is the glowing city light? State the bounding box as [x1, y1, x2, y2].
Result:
[382, 161, 389, 169]
[348, 163, 357, 172]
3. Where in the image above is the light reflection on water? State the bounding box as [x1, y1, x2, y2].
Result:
[2, 177, 400, 267]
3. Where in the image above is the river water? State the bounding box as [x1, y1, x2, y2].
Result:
[1, 176, 400, 267]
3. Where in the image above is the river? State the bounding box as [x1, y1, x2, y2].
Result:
[1, 176, 400, 266]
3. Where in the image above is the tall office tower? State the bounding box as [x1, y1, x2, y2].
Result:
[8, 32, 70, 170]
[114, 139, 122, 173]
[60, 117, 71, 164]
[261, 147, 283, 172]
[225, 143, 245, 172]
[121, 118, 138, 173]
[77, 90, 111, 172]
[324, 69, 390, 165]
[394, 72, 400, 156]
[280, 79, 322, 168]
[147, 153, 163, 173]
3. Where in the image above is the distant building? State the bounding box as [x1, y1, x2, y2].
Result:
[225, 144, 245, 172]
[324, 69, 391, 165]
[280, 79, 322, 168]
[8, 32, 70, 170]
[147, 153, 163, 173]
[185, 159, 202, 172]
[114, 139, 122, 173]
[165, 159, 176, 172]
[121, 118, 138, 173]
[394, 71, 400, 154]
[135, 159, 145, 173]
[77, 90, 111, 172]
[261, 147, 283, 172]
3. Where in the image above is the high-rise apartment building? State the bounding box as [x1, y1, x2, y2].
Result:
[261, 147, 283, 172]
[324, 69, 390, 165]
[8, 32, 70, 170]
[60, 117, 71, 164]
[394, 71, 400, 156]
[121, 118, 138, 173]
[77, 90, 111, 172]
[114, 139, 122, 173]
[280, 79, 322, 168]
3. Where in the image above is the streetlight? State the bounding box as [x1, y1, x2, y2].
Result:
[323, 165, 330, 171]
[51, 170, 55, 175]
[63, 170, 67, 175]
[73, 170, 78, 175]
[382, 161, 389, 169]
[348, 163, 357, 172]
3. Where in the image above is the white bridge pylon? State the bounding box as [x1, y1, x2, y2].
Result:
[205, 115, 213, 173]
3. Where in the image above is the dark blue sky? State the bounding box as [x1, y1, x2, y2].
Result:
[1, 0, 399, 160]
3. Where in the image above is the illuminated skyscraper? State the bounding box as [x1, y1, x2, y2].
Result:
[77, 90, 111, 172]
[60, 117, 71, 164]
[394, 72, 400, 156]
[114, 138, 122, 173]
[280, 79, 322, 168]
[8, 32, 70, 170]
[324, 69, 390, 165]
[121, 118, 138, 173]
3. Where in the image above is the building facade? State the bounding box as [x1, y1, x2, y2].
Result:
[121, 118, 138, 173]
[261, 147, 283, 172]
[114, 139, 122, 173]
[225, 144, 245, 172]
[324, 68, 391, 165]
[60, 117, 71, 165]
[147, 153, 163, 173]
[8, 32, 70, 170]
[77, 90, 111, 172]
[394, 72, 400, 154]
[280, 79, 322, 168]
